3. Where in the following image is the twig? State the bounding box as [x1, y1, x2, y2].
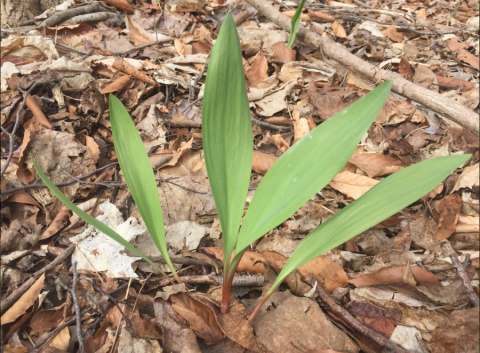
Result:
[40, 3, 110, 27]
[56, 42, 90, 56]
[0, 243, 75, 314]
[155, 274, 264, 286]
[59, 167, 124, 188]
[441, 241, 479, 307]
[33, 283, 129, 351]
[147, 255, 216, 267]
[58, 262, 85, 353]
[91, 280, 134, 336]
[251, 117, 293, 131]
[114, 39, 174, 56]
[189, 57, 209, 102]
[0, 80, 58, 178]
[63, 12, 123, 26]
[306, 274, 413, 353]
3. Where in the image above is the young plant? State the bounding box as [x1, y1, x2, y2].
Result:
[287, 0, 306, 47]
[32, 95, 179, 282]
[203, 13, 471, 315]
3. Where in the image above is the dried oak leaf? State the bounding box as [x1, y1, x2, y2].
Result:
[349, 265, 439, 288]
[434, 193, 463, 241]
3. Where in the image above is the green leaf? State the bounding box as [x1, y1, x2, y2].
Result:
[267, 154, 471, 296]
[202, 13, 253, 270]
[31, 156, 169, 277]
[233, 80, 392, 269]
[109, 94, 177, 278]
[287, 0, 307, 47]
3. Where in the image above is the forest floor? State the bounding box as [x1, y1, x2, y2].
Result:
[1, 0, 479, 352]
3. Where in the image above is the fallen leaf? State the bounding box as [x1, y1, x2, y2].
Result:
[434, 194, 463, 241]
[413, 66, 438, 92]
[249, 291, 360, 353]
[427, 308, 479, 353]
[99, 75, 131, 94]
[346, 301, 401, 339]
[1, 273, 45, 325]
[49, 326, 70, 351]
[381, 26, 403, 42]
[389, 325, 425, 353]
[332, 21, 347, 38]
[436, 75, 476, 92]
[349, 150, 404, 177]
[252, 151, 278, 174]
[126, 16, 156, 45]
[307, 82, 361, 120]
[308, 11, 335, 22]
[349, 265, 439, 288]
[171, 292, 224, 345]
[282, 10, 311, 21]
[203, 247, 266, 274]
[329, 171, 379, 200]
[154, 298, 202, 352]
[103, 0, 134, 13]
[398, 56, 414, 80]
[292, 109, 311, 143]
[30, 304, 66, 332]
[117, 321, 163, 353]
[245, 54, 269, 88]
[262, 251, 349, 293]
[270, 41, 296, 61]
[452, 163, 479, 192]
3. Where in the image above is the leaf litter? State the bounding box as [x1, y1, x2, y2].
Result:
[0, 0, 478, 352]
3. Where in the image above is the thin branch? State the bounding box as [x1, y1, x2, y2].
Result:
[33, 283, 129, 351]
[58, 262, 85, 353]
[251, 117, 293, 131]
[306, 274, 413, 353]
[1, 80, 59, 178]
[91, 280, 134, 336]
[0, 243, 76, 314]
[441, 241, 479, 307]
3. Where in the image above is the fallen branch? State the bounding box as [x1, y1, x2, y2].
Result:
[245, 0, 479, 135]
[58, 262, 85, 353]
[306, 274, 413, 353]
[39, 3, 111, 27]
[441, 240, 479, 307]
[63, 12, 124, 26]
[112, 58, 157, 86]
[0, 243, 75, 315]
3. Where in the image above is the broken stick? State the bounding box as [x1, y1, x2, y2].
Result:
[245, 0, 479, 135]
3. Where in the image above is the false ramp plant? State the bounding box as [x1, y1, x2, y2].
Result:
[203, 13, 471, 316]
[32, 95, 179, 283]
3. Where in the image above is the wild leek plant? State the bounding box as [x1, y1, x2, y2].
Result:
[203, 13, 471, 315]
[287, 0, 306, 47]
[32, 95, 179, 282]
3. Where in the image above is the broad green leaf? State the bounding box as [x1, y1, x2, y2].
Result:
[287, 0, 307, 47]
[266, 154, 471, 296]
[32, 157, 169, 277]
[202, 13, 253, 270]
[109, 95, 177, 278]
[233, 80, 392, 270]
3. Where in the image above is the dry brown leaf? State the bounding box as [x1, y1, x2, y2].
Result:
[30, 304, 66, 332]
[426, 308, 479, 353]
[332, 21, 347, 38]
[2, 346, 28, 353]
[381, 26, 403, 42]
[103, 0, 134, 13]
[413, 65, 438, 91]
[41, 206, 70, 240]
[262, 251, 349, 293]
[452, 163, 479, 192]
[1, 273, 45, 324]
[349, 150, 404, 177]
[99, 75, 131, 94]
[308, 11, 335, 22]
[85, 135, 100, 164]
[153, 299, 202, 353]
[292, 109, 311, 143]
[436, 75, 476, 92]
[434, 193, 463, 241]
[126, 16, 155, 45]
[398, 55, 414, 80]
[329, 171, 379, 200]
[49, 326, 70, 351]
[250, 291, 360, 353]
[308, 82, 361, 120]
[282, 10, 311, 20]
[252, 151, 278, 174]
[4, 190, 41, 207]
[349, 265, 439, 288]
[264, 117, 294, 126]
[203, 247, 266, 274]
[270, 41, 296, 61]
[416, 7, 427, 18]
[245, 54, 269, 88]
[171, 292, 224, 345]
